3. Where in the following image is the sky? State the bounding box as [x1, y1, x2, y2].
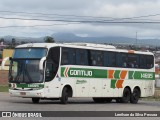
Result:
[0, 0, 160, 39]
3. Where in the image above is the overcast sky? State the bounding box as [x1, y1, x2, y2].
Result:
[0, 0, 160, 39]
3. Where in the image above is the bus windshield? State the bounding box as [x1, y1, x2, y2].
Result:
[13, 48, 47, 59]
[9, 59, 43, 83]
[9, 48, 47, 83]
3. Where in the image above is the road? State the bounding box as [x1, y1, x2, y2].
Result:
[0, 92, 160, 120]
[0, 92, 160, 111]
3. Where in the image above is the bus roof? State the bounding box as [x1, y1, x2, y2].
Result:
[16, 43, 154, 55]
[16, 43, 115, 49]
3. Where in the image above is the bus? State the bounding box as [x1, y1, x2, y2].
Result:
[1, 43, 155, 104]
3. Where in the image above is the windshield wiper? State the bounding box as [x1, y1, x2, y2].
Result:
[25, 64, 33, 83]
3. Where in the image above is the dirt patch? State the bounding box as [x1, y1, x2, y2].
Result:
[0, 70, 8, 85]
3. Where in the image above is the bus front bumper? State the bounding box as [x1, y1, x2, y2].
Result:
[9, 89, 44, 98]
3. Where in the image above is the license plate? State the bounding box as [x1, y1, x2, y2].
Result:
[20, 92, 26, 95]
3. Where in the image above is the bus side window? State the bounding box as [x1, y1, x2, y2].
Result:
[89, 50, 97, 66]
[122, 54, 128, 68]
[116, 53, 128, 68]
[96, 51, 104, 66]
[89, 50, 103, 66]
[61, 51, 69, 65]
[104, 51, 109, 67]
[146, 55, 154, 69]
[139, 55, 147, 69]
[61, 48, 76, 65]
[108, 52, 116, 67]
[68, 48, 76, 65]
[104, 51, 116, 67]
[76, 49, 88, 65]
[128, 54, 139, 68]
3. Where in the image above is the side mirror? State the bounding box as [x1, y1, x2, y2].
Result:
[39, 57, 46, 70]
[1, 57, 9, 70]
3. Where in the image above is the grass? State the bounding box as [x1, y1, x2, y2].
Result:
[0, 86, 9, 92]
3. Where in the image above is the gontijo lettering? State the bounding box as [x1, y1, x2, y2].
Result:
[70, 70, 92, 77]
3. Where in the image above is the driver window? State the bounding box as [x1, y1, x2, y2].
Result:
[45, 47, 60, 82]
[45, 61, 55, 82]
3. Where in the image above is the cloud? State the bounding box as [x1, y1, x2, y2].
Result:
[0, 0, 160, 39]
[0, 0, 91, 12]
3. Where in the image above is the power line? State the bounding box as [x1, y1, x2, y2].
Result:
[0, 23, 73, 28]
[1, 10, 160, 21]
[1, 16, 160, 24]
[0, 10, 114, 19]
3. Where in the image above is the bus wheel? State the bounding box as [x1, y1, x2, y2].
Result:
[32, 98, 40, 103]
[92, 98, 105, 103]
[60, 87, 69, 104]
[121, 88, 131, 103]
[130, 88, 140, 104]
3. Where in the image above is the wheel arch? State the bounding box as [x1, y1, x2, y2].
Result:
[61, 84, 73, 97]
[124, 86, 131, 93]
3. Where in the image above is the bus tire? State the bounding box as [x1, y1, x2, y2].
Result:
[32, 98, 40, 103]
[60, 87, 69, 104]
[121, 88, 131, 103]
[130, 88, 140, 104]
[92, 98, 105, 103]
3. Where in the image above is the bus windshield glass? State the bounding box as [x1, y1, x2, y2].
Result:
[13, 48, 47, 59]
[9, 48, 47, 83]
[9, 59, 43, 83]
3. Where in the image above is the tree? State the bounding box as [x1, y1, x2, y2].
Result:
[0, 38, 4, 43]
[44, 36, 55, 43]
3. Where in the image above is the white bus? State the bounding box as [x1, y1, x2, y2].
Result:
[1, 43, 155, 104]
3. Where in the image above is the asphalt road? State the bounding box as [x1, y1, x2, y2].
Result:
[0, 92, 160, 120]
[0, 92, 160, 111]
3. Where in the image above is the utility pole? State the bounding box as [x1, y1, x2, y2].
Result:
[136, 31, 137, 45]
[135, 31, 138, 50]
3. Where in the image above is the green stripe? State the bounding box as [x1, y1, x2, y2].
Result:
[129, 71, 134, 79]
[9, 83, 44, 88]
[91, 69, 107, 78]
[61, 67, 107, 78]
[129, 71, 155, 80]
[114, 70, 120, 79]
[61, 67, 65, 77]
[111, 79, 117, 88]
[61, 67, 155, 80]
